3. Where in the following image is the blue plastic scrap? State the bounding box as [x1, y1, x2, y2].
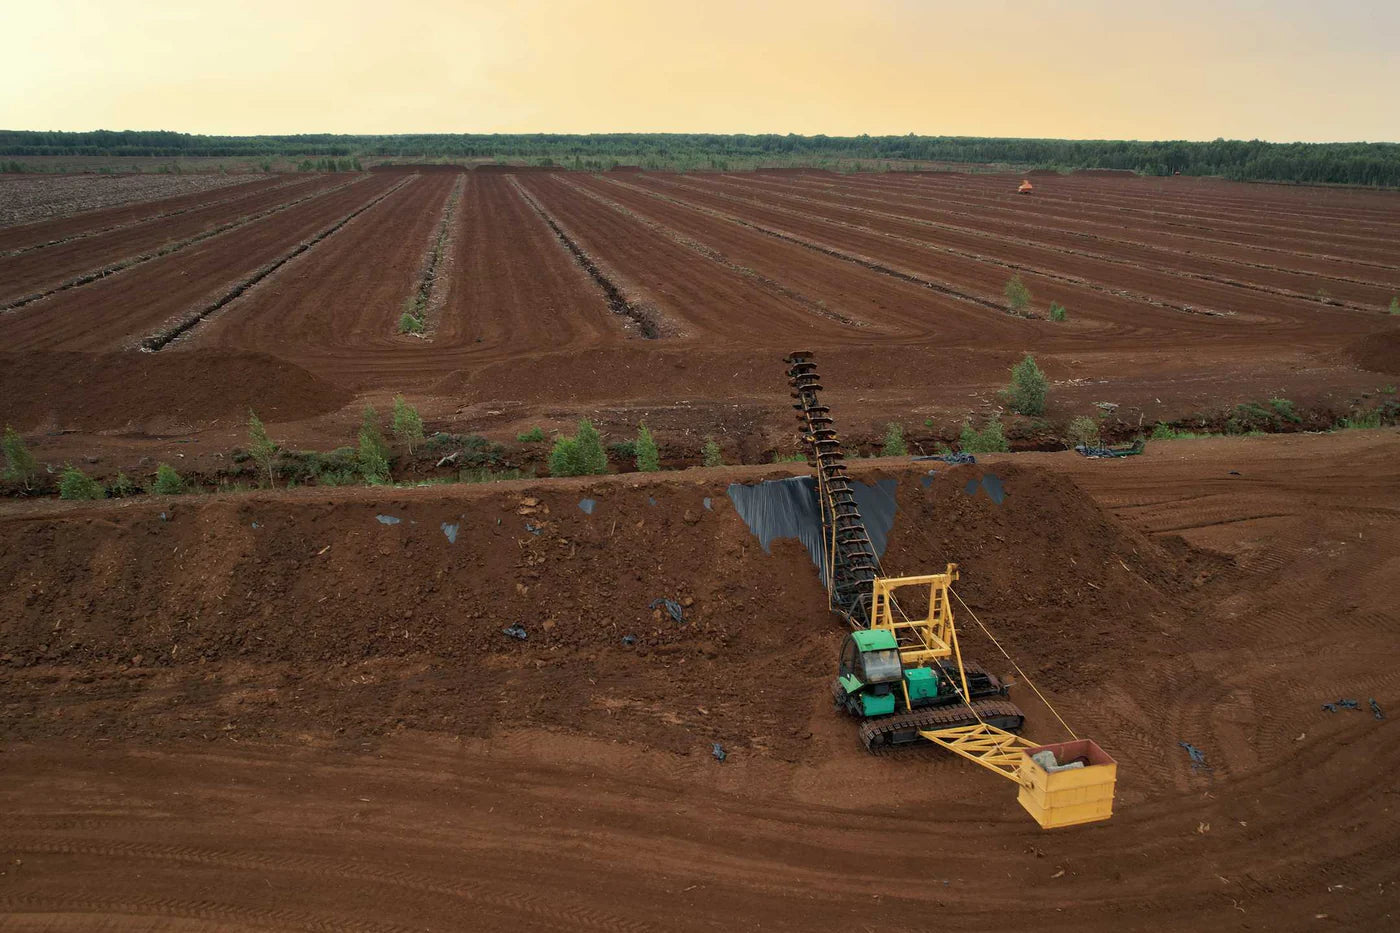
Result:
[712, 743, 727, 762]
[703, 497, 712, 510]
[913, 453, 976, 465]
[650, 598, 685, 623]
[648, 497, 657, 507]
[441, 522, 459, 544]
[524, 522, 543, 536]
[920, 470, 937, 488]
[375, 514, 401, 525]
[502, 624, 528, 640]
[1179, 741, 1211, 771]
[578, 498, 596, 515]
[727, 476, 897, 572]
[1323, 698, 1362, 713]
[1372, 698, 1385, 720]
[621, 634, 637, 646]
[963, 474, 1006, 505]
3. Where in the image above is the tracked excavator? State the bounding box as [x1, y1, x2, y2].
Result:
[785, 351, 1117, 828]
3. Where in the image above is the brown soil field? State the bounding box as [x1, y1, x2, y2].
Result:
[0, 172, 273, 234]
[0, 169, 1398, 927]
[1, 169, 1395, 461]
[1, 432, 1397, 930]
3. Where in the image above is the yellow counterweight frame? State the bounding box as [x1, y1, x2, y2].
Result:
[867, 567, 1117, 829]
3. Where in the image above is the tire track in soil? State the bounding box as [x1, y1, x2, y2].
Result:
[705, 174, 1395, 314]
[1, 176, 365, 314]
[507, 176, 663, 338]
[2, 175, 309, 258]
[641, 175, 1276, 323]
[142, 177, 416, 350]
[556, 175, 864, 328]
[601, 176, 1016, 318]
[768, 172, 1400, 291]
[843, 173, 1400, 270]
[0, 175, 290, 252]
[1, 840, 659, 933]
[0, 175, 401, 352]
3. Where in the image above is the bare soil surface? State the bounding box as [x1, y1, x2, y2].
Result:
[1, 170, 1395, 471]
[1, 432, 1396, 931]
[0, 173, 270, 232]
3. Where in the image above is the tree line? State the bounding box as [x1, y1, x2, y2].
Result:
[3, 130, 1398, 186]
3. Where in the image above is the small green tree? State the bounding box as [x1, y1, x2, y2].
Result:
[575, 419, 608, 475]
[1049, 302, 1068, 322]
[152, 463, 186, 495]
[1004, 274, 1031, 315]
[516, 427, 546, 443]
[59, 464, 105, 500]
[1067, 416, 1100, 449]
[391, 396, 425, 454]
[549, 419, 609, 476]
[2, 425, 38, 489]
[1390, 296, 1399, 315]
[702, 438, 724, 467]
[1003, 354, 1049, 416]
[881, 422, 908, 457]
[357, 405, 392, 484]
[959, 418, 1010, 453]
[109, 472, 138, 497]
[548, 436, 585, 476]
[635, 424, 660, 472]
[247, 409, 278, 488]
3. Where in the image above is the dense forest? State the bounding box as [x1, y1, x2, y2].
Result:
[3, 130, 1398, 186]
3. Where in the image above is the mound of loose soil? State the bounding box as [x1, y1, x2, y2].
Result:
[1346, 327, 1400, 375]
[0, 463, 1187, 750]
[0, 350, 351, 432]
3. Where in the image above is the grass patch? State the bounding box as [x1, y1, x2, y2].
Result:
[516, 427, 546, 443]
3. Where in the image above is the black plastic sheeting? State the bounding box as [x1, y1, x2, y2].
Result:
[726, 476, 897, 574]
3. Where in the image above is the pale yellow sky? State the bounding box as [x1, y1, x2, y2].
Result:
[5, 0, 1398, 141]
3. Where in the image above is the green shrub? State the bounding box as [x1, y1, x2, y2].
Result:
[880, 422, 908, 457]
[59, 465, 105, 500]
[108, 472, 139, 497]
[771, 451, 807, 463]
[1390, 296, 1399, 315]
[247, 409, 278, 487]
[1003, 274, 1031, 315]
[635, 424, 660, 472]
[1268, 397, 1301, 423]
[1225, 402, 1281, 435]
[549, 436, 584, 476]
[1336, 409, 1382, 431]
[575, 419, 608, 474]
[357, 406, 392, 484]
[549, 419, 609, 476]
[152, 463, 186, 495]
[958, 418, 1009, 453]
[392, 396, 425, 453]
[398, 313, 425, 335]
[608, 440, 637, 460]
[1150, 422, 1211, 440]
[1003, 354, 1048, 416]
[702, 438, 724, 467]
[1049, 302, 1068, 322]
[1067, 415, 1100, 448]
[516, 427, 546, 443]
[459, 466, 528, 483]
[2, 425, 38, 488]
